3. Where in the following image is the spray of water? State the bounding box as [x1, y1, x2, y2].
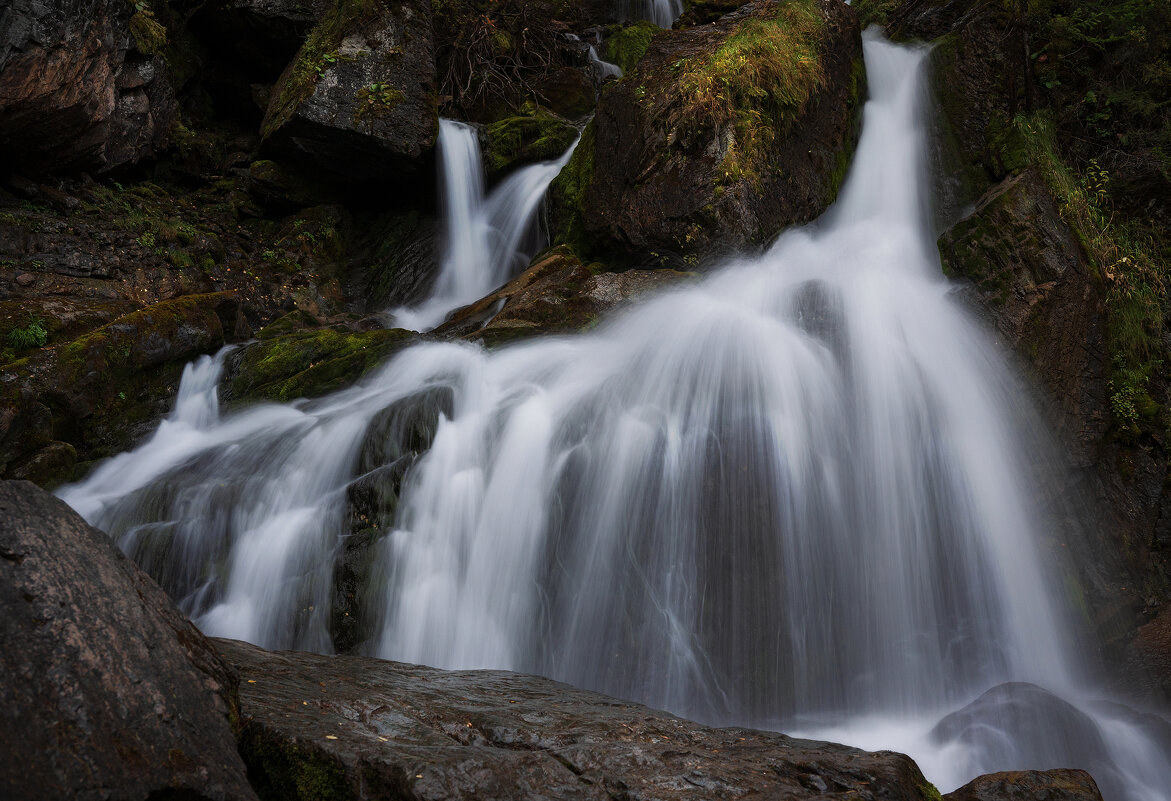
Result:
[391, 119, 578, 332]
[59, 34, 1171, 800]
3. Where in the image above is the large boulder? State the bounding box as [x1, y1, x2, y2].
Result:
[943, 769, 1103, 801]
[552, 0, 864, 268]
[0, 479, 257, 800]
[219, 635, 945, 801]
[0, 0, 176, 175]
[260, 0, 439, 186]
[930, 683, 1146, 801]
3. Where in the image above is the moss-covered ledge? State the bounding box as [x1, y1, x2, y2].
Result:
[0, 292, 241, 485]
[224, 320, 416, 404]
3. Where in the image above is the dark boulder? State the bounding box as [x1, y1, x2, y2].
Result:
[260, 0, 439, 186]
[0, 479, 256, 800]
[552, 0, 865, 268]
[219, 635, 945, 801]
[943, 769, 1103, 801]
[930, 683, 1135, 801]
[191, 0, 333, 80]
[0, 0, 176, 175]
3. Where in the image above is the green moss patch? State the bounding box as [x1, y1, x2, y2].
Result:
[604, 21, 659, 74]
[228, 327, 415, 403]
[547, 123, 597, 258]
[481, 105, 578, 179]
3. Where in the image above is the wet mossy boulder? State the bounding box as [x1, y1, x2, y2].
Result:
[224, 320, 415, 403]
[0, 292, 243, 485]
[260, 0, 439, 185]
[602, 20, 659, 74]
[0, 0, 177, 175]
[480, 105, 579, 183]
[551, 0, 865, 268]
[435, 245, 695, 346]
[351, 210, 440, 311]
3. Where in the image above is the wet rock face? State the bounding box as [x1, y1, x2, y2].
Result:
[943, 769, 1104, 801]
[434, 245, 695, 346]
[0, 480, 256, 801]
[260, 0, 439, 186]
[0, 292, 240, 483]
[554, 0, 864, 268]
[219, 636, 942, 801]
[939, 169, 1107, 459]
[0, 0, 176, 175]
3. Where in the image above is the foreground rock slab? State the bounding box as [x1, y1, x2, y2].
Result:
[219, 636, 940, 801]
[0, 480, 256, 801]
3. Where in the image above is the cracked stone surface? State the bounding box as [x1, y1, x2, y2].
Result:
[219, 636, 939, 801]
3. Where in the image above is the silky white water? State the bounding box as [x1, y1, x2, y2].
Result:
[60, 34, 1171, 800]
[619, 0, 681, 27]
[391, 119, 577, 332]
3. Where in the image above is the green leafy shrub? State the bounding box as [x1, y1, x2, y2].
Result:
[8, 319, 48, 350]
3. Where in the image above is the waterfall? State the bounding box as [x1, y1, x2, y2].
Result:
[618, 0, 681, 28]
[391, 119, 578, 332]
[568, 33, 624, 81]
[58, 34, 1171, 800]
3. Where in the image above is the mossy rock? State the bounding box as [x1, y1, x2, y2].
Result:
[0, 293, 238, 483]
[480, 106, 579, 182]
[260, 0, 439, 184]
[603, 20, 659, 74]
[553, 0, 866, 266]
[226, 326, 416, 403]
[353, 210, 439, 311]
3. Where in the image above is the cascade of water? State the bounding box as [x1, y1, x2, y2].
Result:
[588, 44, 623, 80]
[58, 33, 1171, 800]
[568, 33, 624, 81]
[391, 119, 578, 332]
[618, 0, 681, 28]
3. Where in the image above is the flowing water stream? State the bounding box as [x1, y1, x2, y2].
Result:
[391, 119, 577, 332]
[60, 34, 1171, 800]
[619, 0, 682, 27]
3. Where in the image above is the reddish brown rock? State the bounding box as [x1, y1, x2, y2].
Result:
[553, 0, 865, 268]
[944, 769, 1104, 801]
[0, 0, 176, 175]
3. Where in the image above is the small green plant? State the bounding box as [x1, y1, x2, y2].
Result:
[137, 230, 157, 248]
[8, 319, 48, 350]
[128, 1, 168, 55]
[354, 82, 404, 126]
